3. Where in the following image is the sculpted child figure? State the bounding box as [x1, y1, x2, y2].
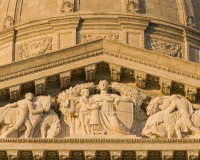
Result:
[1, 93, 43, 138]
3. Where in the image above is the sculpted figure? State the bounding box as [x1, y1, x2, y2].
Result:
[142, 95, 200, 138]
[1, 93, 43, 138]
[167, 95, 200, 138]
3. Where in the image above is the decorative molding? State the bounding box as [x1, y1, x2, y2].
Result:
[18, 38, 52, 60]
[84, 151, 96, 160]
[187, 150, 199, 160]
[136, 151, 147, 160]
[60, 71, 71, 89]
[123, 68, 134, 77]
[34, 78, 46, 96]
[173, 82, 184, 91]
[85, 64, 96, 82]
[0, 89, 8, 97]
[161, 151, 173, 160]
[148, 39, 182, 58]
[61, 1, 74, 13]
[32, 150, 45, 160]
[185, 85, 197, 103]
[9, 85, 21, 103]
[81, 34, 119, 43]
[109, 64, 122, 82]
[3, 16, 14, 29]
[160, 78, 172, 95]
[6, 150, 19, 160]
[126, 1, 139, 13]
[135, 71, 147, 89]
[58, 150, 71, 160]
[110, 151, 122, 160]
[187, 16, 196, 28]
[1, 49, 200, 92]
[148, 75, 159, 84]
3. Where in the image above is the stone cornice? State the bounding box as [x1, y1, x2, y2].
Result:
[0, 138, 200, 143]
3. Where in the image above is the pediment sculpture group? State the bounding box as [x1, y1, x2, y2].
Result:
[0, 80, 200, 139]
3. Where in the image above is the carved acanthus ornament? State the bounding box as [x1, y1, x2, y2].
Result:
[135, 71, 147, 89]
[85, 64, 96, 82]
[3, 16, 14, 29]
[148, 39, 182, 58]
[18, 38, 52, 60]
[126, 1, 139, 13]
[32, 150, 45, 160]
[6, 150, 19, 160]
[187, 16, 196, 28]
[81, 34, 119, 43]
[109, 64, 122, 82]
[187, 151, 199, 160]
[110, 151, 122, 160]
[60, 71, 71, 89]
[84, 151, 96, 160]
[162, 151, 173, 160]
[136, 151, 147, 160]
[34, 78, 46, 95]
[160, 79, 172, 95]
[9, 85, 21, 102]
[185, 85, 197, 103]
[58, 150, 71, 160]
[61, 1, 74, 13]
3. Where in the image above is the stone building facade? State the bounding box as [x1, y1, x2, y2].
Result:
[0, 0, 200, 159]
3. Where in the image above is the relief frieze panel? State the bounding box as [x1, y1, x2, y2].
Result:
[81, 34, 119, 43]
[18, 38, 52, 60]
[148, 39, 182, 59]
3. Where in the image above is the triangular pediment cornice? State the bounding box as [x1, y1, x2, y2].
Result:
[0, 39, 200, 102]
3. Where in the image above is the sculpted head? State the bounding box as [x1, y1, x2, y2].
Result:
[81, 89, 89, 97]
[99, 80, 109, 90]
[170, 95, 179, 102]
[25, 93, 34, 100]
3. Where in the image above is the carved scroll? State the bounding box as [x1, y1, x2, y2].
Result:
[58, 150, 71, 160]
[110, 151, 122, 160]
[9, 85, 21, 103]
[85, 64, 96, 82]
[6, 150, 19, 160]
[34, 78, 46, 95]
[109, 64, 122, 82]
[136, 151, 147, 160]
[185, 85, 197, 103]
[160, 78, 172, 95]
[84, 151, 96, 160]
[162, 151, 173, 160]
[32, 150, 46, 160]
[135, 71, 147, 89]
[60, 71, 71, 89]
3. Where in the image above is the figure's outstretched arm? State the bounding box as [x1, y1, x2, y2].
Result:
[28, 101, 43, 114]
[79, 98, 92, 110]
[5, 102, 18, 108]
[167, 102, 177, 113]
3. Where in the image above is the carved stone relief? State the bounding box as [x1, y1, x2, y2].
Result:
[143, 94, 200, 139]
[162, 151, 173, 160]
[58, 150, 71, 160]
[135, 71, 147, 89]
[3, 16, 14, 29]
[35, 78, 46, 95]
[187, 16, 196, 28]
[126, 1, 139, 13]
[32, 150, 45, 160]
[136, 151, 147, 160]
[148, 39, 182, 58]
[7, 150, 19, 160]
[187, 151, 199, 160]
[110, 151, 122, 160]
[18, 38, 52, 60]
[61, 1, 74, 13]
[9, 85, 21, 103]
[81, 34, 119, 43]
[160, 79, 172, 95]
[60, 71, 71, 89]
[109, 64, 121, 82]
[185, 86, 197, 103]
[84, 151, 96, 160]
[58, 80, 147, 136]
[85, 64, 96, 82]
